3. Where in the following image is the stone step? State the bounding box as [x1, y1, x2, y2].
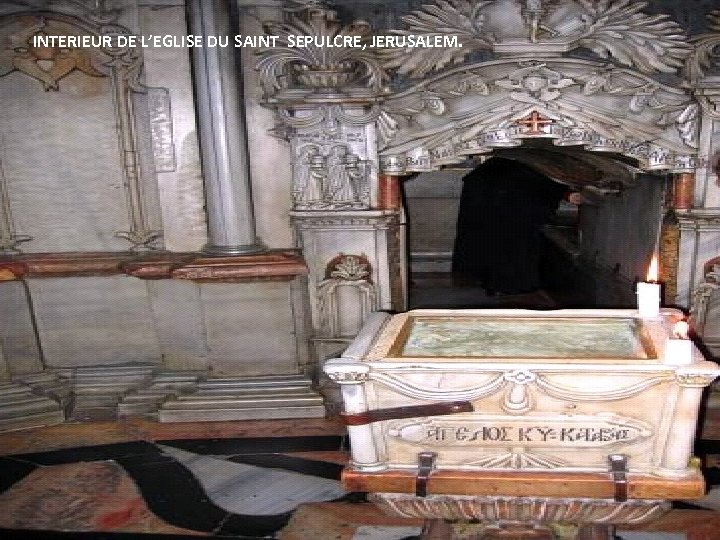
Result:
[72, 364, 156, 376]
[158, 404, 326, 422]
[0, 396, 63, 419]
[163, 394, 324, 409]
[196, 375, 310, 389]
[192, 384, 313, 395]
[0, 384, 33, 396]
[0, 394, 49, 407]
[0, 410, 65, 432]
[175, 391, 318, 402]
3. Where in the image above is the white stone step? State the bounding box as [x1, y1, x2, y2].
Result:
[163, 394, 324, 409]
[192, 385, 313, 395]
[0, 396, 63, 419]
[0, 410, 65, 432]
[158, 404, 326, 422]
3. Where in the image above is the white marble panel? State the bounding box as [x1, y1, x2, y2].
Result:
[146, 280, 208, 371]
[0, 70, 130, 252]
[0, 280, 43, 376]
[28, 277, 162, 367]
[138, 3, 208, 252]
[158, 444, 346, 514]
[199, 282, 300, 376]
[240, 4, 294, 249]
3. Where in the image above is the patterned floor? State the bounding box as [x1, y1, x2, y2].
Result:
[0, 435, 719, 539]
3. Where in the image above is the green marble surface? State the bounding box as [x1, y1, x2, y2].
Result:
[401, 318, 647, 359]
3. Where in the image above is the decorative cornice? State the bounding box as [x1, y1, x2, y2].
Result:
[0, 250, 308, 282]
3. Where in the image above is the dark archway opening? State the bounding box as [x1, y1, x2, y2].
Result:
[452, 156, 568, 296]
[404, 146, 665, 310]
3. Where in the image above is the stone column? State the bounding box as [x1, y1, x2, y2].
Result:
[659, 369, 718, 476]
[672, 173, 695, 210]
[324, 360, 384, 471]
[188, 0, 265, 255]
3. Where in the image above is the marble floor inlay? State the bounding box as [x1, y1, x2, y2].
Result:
[157, 444, 347, 515]
[0, 433, 717, 538]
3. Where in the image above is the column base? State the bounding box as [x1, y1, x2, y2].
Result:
[202, 241, 267, 256]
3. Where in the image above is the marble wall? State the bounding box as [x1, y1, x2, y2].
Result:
[17, 275, 305, 376]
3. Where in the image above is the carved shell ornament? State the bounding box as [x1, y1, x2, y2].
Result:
[377, 0, 692, 79]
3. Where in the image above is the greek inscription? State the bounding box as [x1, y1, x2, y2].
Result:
[419, 423, 640, 446]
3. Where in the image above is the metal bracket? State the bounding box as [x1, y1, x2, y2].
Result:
[608, 454, 629, 502]
[340, 400, 473, 426]
[415, 452, 437, 498]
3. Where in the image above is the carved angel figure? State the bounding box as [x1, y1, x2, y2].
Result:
[326, 146, 360, 205]
[294, 145, 326, 208]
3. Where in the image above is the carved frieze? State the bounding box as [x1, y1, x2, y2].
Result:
[378, 59, 697, 173]
[370, 493, 670, 524]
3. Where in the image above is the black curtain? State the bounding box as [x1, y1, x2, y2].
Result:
[452, 157, 567, 294]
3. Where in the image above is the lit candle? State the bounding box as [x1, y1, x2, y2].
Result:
[636, 255, 660, 318]
[664, 320, 693, 365]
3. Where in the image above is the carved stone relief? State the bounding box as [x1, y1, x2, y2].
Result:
[691, 261, 720, 357]
[317, 254, 378, 338]
[293, 144, 370, 210]
[0, 11, 164, 250]
[256, 4, 386, 98]
[378, 0, 691, 78]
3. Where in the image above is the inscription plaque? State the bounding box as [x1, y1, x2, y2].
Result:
[388, 414, 653, 448]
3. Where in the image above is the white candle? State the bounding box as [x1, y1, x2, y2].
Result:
[637, 255, 660, 318]
[664, 321, 693, 365]
[636, 281, 660, 318]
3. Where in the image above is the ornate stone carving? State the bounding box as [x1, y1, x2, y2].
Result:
[0, 18, 104, 91]
[378, 0, 495, 78]
[686, 10, 720, 82]
[495, 63, 576, 103]
[378, 58, 696, 173]
[257, 4, 386, 96]
[293, 144, 370, 210]
[317, 254, 378, 338]
[370, 493, 670, 524]
[691, 262, 720, 337]
[467, 451, 568, 469]
[378, 0, 691, 79]
[324, 358, 371, 383]
[0, 12, 162, 250]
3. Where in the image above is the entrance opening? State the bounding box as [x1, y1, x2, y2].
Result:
[403, 146, 666, 310]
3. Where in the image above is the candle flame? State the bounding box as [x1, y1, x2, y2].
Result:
[647, 255, 659, 282]
[673, 320, 690, 340]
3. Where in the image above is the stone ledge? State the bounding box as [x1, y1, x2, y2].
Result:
[342, 468, 706, 500]
[0, 249, 308, 283]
